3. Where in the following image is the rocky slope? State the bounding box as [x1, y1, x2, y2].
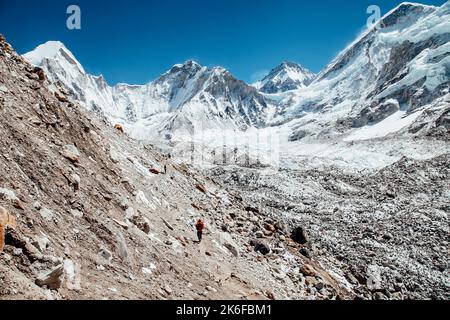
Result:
[0, 35, 357, 300]
[208, 153, 450, 300]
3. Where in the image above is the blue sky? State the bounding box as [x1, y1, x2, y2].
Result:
[0, 0, 446, 84]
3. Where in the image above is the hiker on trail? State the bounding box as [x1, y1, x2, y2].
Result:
[195, 219, 205, 243]
[164, 164, 167, 174]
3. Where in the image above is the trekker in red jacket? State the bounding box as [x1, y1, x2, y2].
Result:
[195, 219, 205, 243]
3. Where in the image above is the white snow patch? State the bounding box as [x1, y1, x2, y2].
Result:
[344, 110, 424, 142]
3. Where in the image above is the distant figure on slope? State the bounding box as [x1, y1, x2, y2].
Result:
[195, 219, 205, 243]
[114, 123, 124, 134]
[164, 164, 167, 174]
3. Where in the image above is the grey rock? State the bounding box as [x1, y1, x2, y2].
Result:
[31, 234, 50, 253]
[70, 209, 83, 218]
[35, 264, 64, 290]
[373, 292, 388, 300]
[39, 208, 55, 221]
[97, 248, 112, 266]
[33, 201, 42, 210]
[70, 173, 81, 190]
[221, 234, 239, 257]
[255, 231, 264, 238]
[291, 226, 308, 245]
[116, 233, 128, 259]
[250, 239, 271, 255]
[0, 187, 20, 206]
[61, 144, 80, 163]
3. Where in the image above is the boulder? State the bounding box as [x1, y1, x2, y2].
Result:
[116, 233, 128, 259]
[366, 265, 383, 291]
[176, 236, 189, 246]
[97, 248, 112, 266]
[161, 218, 174, 231]
[64, 259, 81, 291]
[70, 209, 83, 218]
[315, 281, 325, 290]
[274, 220, 289, 235]
[0, 84, 8, 93]
[265, 291, 275, 300]
[263, 229, 273, 237]
[250, 239, 271, 255]
[373, 292, 388, 300]
[130, 214, 151, 234]
[33, 201, 42, 210]
[70, 173, 81, 190]
[299, 247, 310, 258]
[195, 184, 207, 194]
[219, 232, 240, 257]
[163, 284, 172, 295]
[300, 264, 316, 277]
[385, 190, 396, 199]
[149, 168, 160, 175]
[54, 91, 69, 103]
[124, 206, 135, 218]
[245, 206, 259, 214]
[61, 144, 80, 163]
[206, 286, 217, 293]
[35, 264, 64, 290]
[291, 226, 308, 245]
[0, 187, 23, 209]
[31, 234, 50, 253]
[305, 276, 319, 287]
[255, 231, 264, 238]
[264, 223, 276, 232]
[109, 149, 120, 164]
[345, 272, 359, 285]
[33, 67, 45, 81]
[113, 218, 129, 230]
[142, 263, 157, 275]
[288, 129, 308, 142]
[4, 228, 43, 262]
[39, 208, 55, 221]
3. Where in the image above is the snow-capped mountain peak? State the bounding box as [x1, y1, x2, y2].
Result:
[378, 2, 437, 28]
[22, 44, 274, 139]
[21, 1, 449, 145]
[23, 40, 85, 73]
[282, 0, 449, 144]
[167, 59, 203, 75]
[254, 61, 315, 93]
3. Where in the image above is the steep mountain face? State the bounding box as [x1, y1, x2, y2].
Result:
[254, 61, 316, 93]
[24, 46, 271, 141]
[21, 1, 449, 169]
[281, 2, 449, 142]
[23, 41, 117, 117]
